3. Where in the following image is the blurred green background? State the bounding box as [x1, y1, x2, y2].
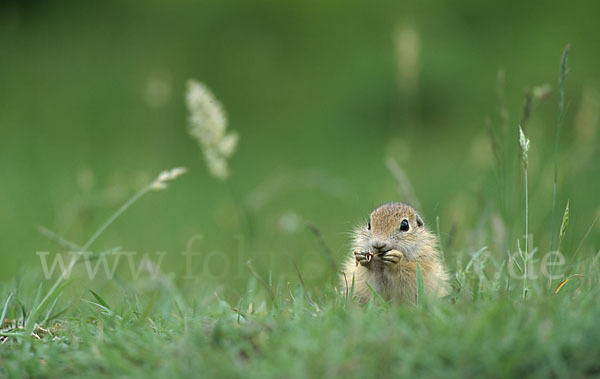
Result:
[1, 0, 599, 296]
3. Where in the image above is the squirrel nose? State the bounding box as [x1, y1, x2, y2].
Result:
[370, 240, 388, 253]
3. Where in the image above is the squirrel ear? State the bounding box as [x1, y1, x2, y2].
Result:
[416, 214, 424, 227]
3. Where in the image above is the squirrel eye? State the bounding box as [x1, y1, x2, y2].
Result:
[400, 219, 410, 232]
[367, 221, 371, 231]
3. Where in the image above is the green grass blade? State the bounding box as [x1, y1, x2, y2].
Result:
[39, 294, 62, 326]
[140, 293, 159, 321]
[465, 247, 488, 273]
[25, 280, 70, 333]
[88, 289, 112, 312]
[37, 225, 82, 251]
[247, 261, 275, 303]
[46, 304, 71, 323]
[0, 291, 15, 327]
[81, 299, 118, 318]
[16, 299, 28, 326]
[366, 283, 388, 308]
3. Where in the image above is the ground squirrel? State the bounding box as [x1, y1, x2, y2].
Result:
[341, 202, 449, 303]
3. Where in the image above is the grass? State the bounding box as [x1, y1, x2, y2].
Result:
[1, 14, 599, 377]
[519, 126, 531, 300]
[549, 45, 570, 282]
[1, 259, 600, 378]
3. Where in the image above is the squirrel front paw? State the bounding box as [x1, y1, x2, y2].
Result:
[381, 249, 404, 264]
[354, 250, 373, 267]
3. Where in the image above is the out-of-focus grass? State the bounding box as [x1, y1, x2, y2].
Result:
[1, 0, 600, 376]
[1, 0, 599, 288]
[1, 256, 600, 378]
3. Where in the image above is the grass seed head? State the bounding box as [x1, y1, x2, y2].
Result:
[151, 167, 188, 191]
[519, 126, 530, 168]
[186, 80, 239, 180]
[559, 200, 570, 241]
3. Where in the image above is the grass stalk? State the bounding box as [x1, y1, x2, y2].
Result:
[549, 44, 570, 265]
[25, 168, 186, 333]
[524, 166, 529, 299]
[519, 126, 530, 300]
[549, 201, 570, 287]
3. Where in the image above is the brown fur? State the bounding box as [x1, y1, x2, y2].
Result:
[341, 203, 449, 303]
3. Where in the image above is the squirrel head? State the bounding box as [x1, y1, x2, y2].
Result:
[354, 202, 434, 260]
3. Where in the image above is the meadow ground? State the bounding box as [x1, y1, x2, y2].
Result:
[2, 1, 600, 377]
